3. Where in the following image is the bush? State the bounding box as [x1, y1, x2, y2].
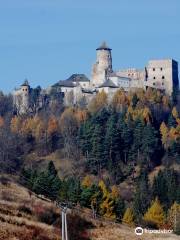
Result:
[36, 208, 59, 225]
[18, 205, 32, 215]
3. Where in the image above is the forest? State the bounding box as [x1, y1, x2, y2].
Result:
[0, 87, 180, 233]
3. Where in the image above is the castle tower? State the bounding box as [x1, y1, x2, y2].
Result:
[91, 42, 113, 87]
[145, 59, 179, 95]
[13, 79, 30, 114]
[20, 79, 30, 113]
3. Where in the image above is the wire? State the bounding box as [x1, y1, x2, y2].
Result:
[0, 162, 121, 226]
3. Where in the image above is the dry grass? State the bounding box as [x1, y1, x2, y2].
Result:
[0, 177, 60, 240]
[0, 175, 179, 240]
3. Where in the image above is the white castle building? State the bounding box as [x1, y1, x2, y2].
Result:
[56, 42, 179, 102]
[13, 42, 179, 113]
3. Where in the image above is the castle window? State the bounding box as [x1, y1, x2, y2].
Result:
[153, 68, 155, 71]
[162, 83, 164, 85]
[153, 76, 156, 79]
[153, 82, 156, 86]
[162, 76, 165, 79]
[160, 67, 163, 71]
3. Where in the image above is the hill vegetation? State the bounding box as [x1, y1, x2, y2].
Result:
[0, 87, 180, 238]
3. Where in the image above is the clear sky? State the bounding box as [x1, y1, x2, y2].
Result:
[0, 0, 179, 93]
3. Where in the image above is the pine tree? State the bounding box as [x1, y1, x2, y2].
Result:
[104, 113, 120, 171]
[131, 93, 138, 109]
[141, 124, 158, 166]
[168, 114, 177, 128]
[152, 169, 179, 209]
[131, 118, 144, 164]
[144, 198, 165, 228]
[90, 124, 105, 175]
[122, 207, 134, 226]
[133, 170, 151, 222]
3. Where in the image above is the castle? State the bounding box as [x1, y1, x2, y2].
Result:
[13, 42, 179, 114]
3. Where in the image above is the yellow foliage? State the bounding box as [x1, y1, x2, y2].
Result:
[81, 175, 92, 188]
[111, 185, 119, 199]
[100, 196, 116, 219]
[98, 180, 116, 219]
[126, 106, 152, 123]
[144, 198, 165, 228]
[122, 208, 134, 226]
[142, 107, 152, 123]
[172, 107, 179, 119]
[47, 116, 58, 135]
[10, 116, 22, 133]
[75, 109, 88, 124]
[160, 122, 169, 149]
[169, 127, 179, 141]
[168, 202, 180, 230]
[98, 180, 108, 199]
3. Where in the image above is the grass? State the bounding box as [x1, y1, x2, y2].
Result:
[0, 175, 179, 240]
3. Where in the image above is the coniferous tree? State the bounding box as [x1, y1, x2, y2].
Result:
[144, 197, 165, 228]
[133, 170, 151, 222]
[141, 124, 158, 167]
[122, 208, 134, 226]
[104, 113, 121, 171]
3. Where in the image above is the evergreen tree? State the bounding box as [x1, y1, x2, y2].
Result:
[89, 123, 105, 175]
[133, 170, 151, 222]
[144, 198, 165, 228]
[168, 114, 177, 128]
[104, 113, 121, 171]
[141, 124, 158, 166]
[122, 207, 134, 226]
[130, 118, 144, 164]
[131, 93, 139, 109]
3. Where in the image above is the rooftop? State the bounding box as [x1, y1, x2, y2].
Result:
[99, 79, 118, 88]
[96, 41, 112, 51]
[67, 74, 90, 82]
[21, 79, 30, 87]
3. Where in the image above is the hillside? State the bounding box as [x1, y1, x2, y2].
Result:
[0, 176, 179, 240]
[0, 88, 180, 239]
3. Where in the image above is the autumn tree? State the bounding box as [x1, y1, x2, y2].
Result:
[143, 198, 165, 228]
[167, 202, 180, 234]
[122, 207, 134, 226]
[99, 180, 116, 219]
[111, 89, 128, 112]
[81, 175, 93, 188]
[88, 90, 108, 113]
[60, 108, 79, 161]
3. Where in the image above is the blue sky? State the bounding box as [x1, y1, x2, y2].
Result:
[0, 0, 179, 93]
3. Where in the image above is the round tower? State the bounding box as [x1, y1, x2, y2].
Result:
[91, 42, 113, 87]
[20, 79, 30, 113]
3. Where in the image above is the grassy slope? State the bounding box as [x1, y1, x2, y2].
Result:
[0, 175, 179, 240]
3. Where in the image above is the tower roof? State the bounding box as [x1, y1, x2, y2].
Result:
[21, 79, 30, 87]
[96, 41, 112, 51]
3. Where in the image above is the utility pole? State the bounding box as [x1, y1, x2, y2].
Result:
[57, 202, 68, 240]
